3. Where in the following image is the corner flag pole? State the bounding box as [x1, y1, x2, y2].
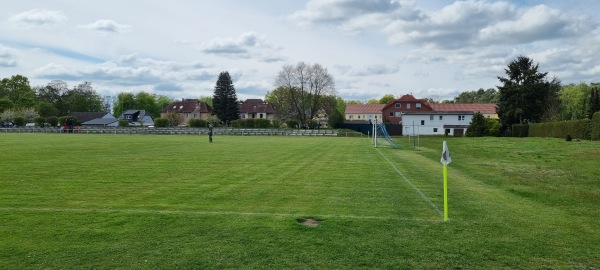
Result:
[440, 141, 451, 221]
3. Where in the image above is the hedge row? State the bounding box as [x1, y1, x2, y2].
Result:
[512, 112, 600, 140]
[231, 118, 272, 128]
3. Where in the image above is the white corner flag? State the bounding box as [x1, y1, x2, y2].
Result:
[441, 141, 452, 166]
[441, 141, 451, 221]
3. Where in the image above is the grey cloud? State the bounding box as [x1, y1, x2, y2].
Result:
[0, 45, 17, 67]
[8, 9, 67, 27]
[200, 32, 285, 62]
[78, 20, 132, 33]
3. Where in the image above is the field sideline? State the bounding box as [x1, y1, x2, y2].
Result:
[1, 133, 599, 269]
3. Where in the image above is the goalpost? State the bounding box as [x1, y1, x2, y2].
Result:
[371, 120, 400, 148]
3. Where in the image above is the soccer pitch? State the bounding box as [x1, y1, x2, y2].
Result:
[1, 134, 599, 269]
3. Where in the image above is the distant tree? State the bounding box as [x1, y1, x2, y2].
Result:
[379, 94, 395, 104]
[61, 82, 103, 114]
[0, 98, 14, 113]
[367, 99, 379, 104]
[274, 62, 335, 126]
[212, 71, 240, 125]
[345, 100, 363, 104]
[113, 92, 135, 116]
[485, 118, 501, 137]
[454, 88, 499, 103]
[36, 102, 60, 118]
[496, 56, 559, 128]
[265, 86, 294, 122]
[559, 83, 590, 120]
[199, 96, 213, 107]
[162, 111, 183, 126]
[0, 75, 36, 109]
[466, 112, 487, 137]
[588, 85, 600, 119]
[134, 92, 161, 118]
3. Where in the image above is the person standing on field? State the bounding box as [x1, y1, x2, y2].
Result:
[208, 123, 213, 143]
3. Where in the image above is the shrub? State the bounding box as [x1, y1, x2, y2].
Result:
[59, 116, 78, 126]
[254, 118, 271, 128]
[13, 117, 25, 127]
[118, 120, 130, 127]
[466, 112, 486, 137]
[46, 116, 59, 127]
[34, 117, 46, 127]
[485, 118, 501, 137]
[566, 135, 572, 141]
[286, 120, 299, 129]
[306, 119, 318, 129]
[188, 119, 207, 128]
[154, 118, 169, 127]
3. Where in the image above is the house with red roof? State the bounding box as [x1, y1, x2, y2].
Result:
[381, 94, 434, 124]
[161, 99, 213, 125]
[344, 104, 385, 122]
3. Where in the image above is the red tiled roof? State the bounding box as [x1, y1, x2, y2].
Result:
[430, 103, 497, 114]
[163, 99, 212, 113]
[345, 104, 385, 114]
[239, 99, 276, 114]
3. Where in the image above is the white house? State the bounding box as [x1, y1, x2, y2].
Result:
[401, 111, 474, 136]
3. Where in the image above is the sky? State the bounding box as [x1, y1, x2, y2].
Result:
[1, 0, 600, 103]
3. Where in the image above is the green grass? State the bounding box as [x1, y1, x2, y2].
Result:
[1, 133, 599, 269]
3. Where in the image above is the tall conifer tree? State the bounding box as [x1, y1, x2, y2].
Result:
[212, 71, 239, 125]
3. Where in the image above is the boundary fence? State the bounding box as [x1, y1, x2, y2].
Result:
[0, 127, 338, 136]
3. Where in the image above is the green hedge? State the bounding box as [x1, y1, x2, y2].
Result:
[591, 112, 600, 141]
[188, 119, 208, 128]
[528, 120, 591, 140]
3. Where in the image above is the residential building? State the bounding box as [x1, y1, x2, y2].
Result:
[344, 104, 385, 122]
[120, 109, 154, 126]
[381, 94, 434, 124]
[81, 113, 118, 127]
[162, 99, 213, 125]
[238, 99, 277, 120]
[402, 111, 474, 136]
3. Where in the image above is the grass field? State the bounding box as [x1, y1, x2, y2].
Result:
[1, 133, 599, 269]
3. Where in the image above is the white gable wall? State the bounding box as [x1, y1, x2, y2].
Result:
[402, 113, 473, 136]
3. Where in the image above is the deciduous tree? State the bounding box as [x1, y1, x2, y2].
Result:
[274, 62, 335, 126]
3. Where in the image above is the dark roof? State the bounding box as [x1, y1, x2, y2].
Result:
[239, 99, 276, 114]
[82, 118, 118, 126]
[70, 112, 108, 123]
[163, 99, 212, 113]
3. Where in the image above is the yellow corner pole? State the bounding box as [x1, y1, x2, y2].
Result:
[443, 164, 448, 221]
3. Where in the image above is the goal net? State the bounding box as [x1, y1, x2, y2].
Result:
[372, 122, 400, 148]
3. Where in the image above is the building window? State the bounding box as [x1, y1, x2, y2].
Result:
[389, 112, 393, 117]
[375, 115, 378, 119]
[358, 115, 361, 119]
[416, 103, 421, 109]
[420, 120, 425, 125]
[458, 115, 465, 121]
[445, 128, 451, 135]
[430, 115, 434, 121]
[260, 113, 264, 118]
[439, 116, 443, 121]
[348, 115, 352, 119]
[125, 115, 131, 119]
[407, 103, 411, 109]
[433, 128, 438, 133]
[395, 112, 401, 117]
[395, 103, 401, 108]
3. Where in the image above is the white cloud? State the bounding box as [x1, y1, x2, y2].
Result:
[8, 9, 67, 27]
[78, 19, 132, 33]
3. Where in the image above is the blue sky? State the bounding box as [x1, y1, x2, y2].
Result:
[1, 0, 599, 102]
